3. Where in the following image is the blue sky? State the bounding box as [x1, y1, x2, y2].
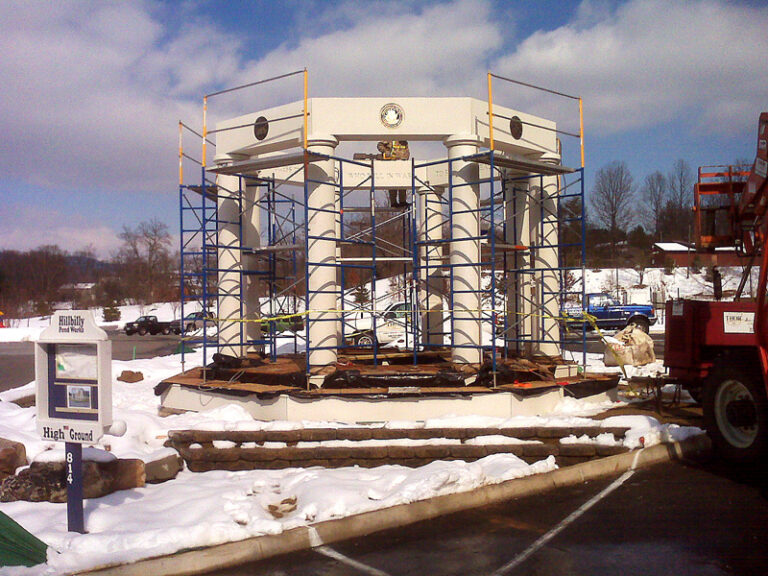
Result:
[1, 0, 766, 257]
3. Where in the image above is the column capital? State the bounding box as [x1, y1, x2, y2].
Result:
[306, 134, 339, 149]
[443, 133, 481, 149]
[538, 151, 561, 165]
[213, 152, 248, 167]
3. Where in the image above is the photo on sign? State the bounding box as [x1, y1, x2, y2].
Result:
[55, 344, 98, 380]
[67, 385, 92, 410]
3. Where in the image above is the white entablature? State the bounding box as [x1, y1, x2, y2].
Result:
[213, 97, 559, 167]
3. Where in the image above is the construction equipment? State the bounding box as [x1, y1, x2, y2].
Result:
[665, 112, 768, 461]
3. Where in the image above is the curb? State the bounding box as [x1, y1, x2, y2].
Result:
[77, 434, 711, 576]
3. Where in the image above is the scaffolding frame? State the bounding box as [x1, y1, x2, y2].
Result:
[500, 169, 587, 364]
[303, 152, 379, 377]
[178, 70, 588, 383]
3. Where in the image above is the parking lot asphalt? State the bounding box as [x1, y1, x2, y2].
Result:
[0, 330, 181, 392]
[213, 456, 768, 576]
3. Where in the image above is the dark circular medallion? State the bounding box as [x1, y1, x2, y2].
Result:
[253, 116, 269, 141]
[509, 115, 523, 140]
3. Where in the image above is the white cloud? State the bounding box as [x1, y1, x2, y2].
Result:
[0, 0, 505, 197]
[492, 0, 768, 136]
[0, 1, 236, 193]
[208, 0, 502, 122]
[1, 0, 764, 205]
[0, 201, 122, 258]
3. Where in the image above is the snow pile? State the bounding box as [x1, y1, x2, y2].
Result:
[0, 265, 717, 574]
[0, 341, 703, 575]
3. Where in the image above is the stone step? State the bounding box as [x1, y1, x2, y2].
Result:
[168, 425, 630, 445]
[168, 426, 633, 472]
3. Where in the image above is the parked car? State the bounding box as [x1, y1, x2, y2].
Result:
[178, 311, 216, 333]
[561, 292, 657, 333]
[124, 316, 180, 336]
[346, 302, 413, 346]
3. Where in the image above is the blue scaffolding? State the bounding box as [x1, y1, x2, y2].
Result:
[177, 71, 588, 384]
[302, 153, 378, 377]
[179, 121, 303, 370]
[411, 151, 587, 376]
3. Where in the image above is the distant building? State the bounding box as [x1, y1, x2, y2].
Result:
[651, 242, 747, 267]
[58, 283, 97, 306]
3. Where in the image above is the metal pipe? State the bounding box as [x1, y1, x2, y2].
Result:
[488, 113, 581, 139]
[206, 113, 306, 136]
[205, 69, 304, 99]
[202, 96, 207, 168]
[488, 72, 495, 151]
[303, 69, 308, 150]
[579, 98, 585, 168]
[178, 121, 183, 186]
[490, 72, 579, 100]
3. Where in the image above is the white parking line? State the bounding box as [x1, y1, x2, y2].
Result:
[490, 450, 644, 575]
[309, 527, 393, 576]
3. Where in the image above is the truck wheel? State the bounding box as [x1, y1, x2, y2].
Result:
[627, 317, 650, 333]
[356, 334, 376, 347]
[703, 363, 768, 462]
[137, 327, 148, 336]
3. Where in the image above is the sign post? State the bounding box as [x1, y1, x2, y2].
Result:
[35, 310, 120, 534]
[65, 443, 84, 533]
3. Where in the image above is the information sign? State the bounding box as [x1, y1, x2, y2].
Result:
[36, 311, 113, 444]
[35, 310, 117, 534]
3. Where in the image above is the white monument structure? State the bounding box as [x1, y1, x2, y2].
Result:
[192, 77, 580, 387]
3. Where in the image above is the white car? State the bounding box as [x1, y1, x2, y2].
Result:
[345, 302, 414, 346]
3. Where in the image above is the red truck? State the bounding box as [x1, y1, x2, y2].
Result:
[664, 113, 768, 462]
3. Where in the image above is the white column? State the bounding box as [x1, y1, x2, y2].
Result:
[216, 173, 243, 358]
[527, 174, 543, 352]
[418, 185, 444, 346]
[243, 181, 262, 354]
[445, 134, 482, 364]
[537, 156, 562, 356]
[306, 135, 339, 379]
[504, 178, 533, 354]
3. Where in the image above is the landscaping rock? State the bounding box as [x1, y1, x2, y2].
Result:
[0, 461, 114, 503]
[106, 459, 145, 491]
[0, 438, 27, 475]
[145, 453, 183, 483]
[118, 370, 144, 383]
[0, 457, 145, 503]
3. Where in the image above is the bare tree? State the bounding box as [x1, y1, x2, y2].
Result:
[0, 247, 69, 317]
[115, 219, 175, 306]
[590, 161, 635, 243]
[640, 171, 667, 239]
[668, 159, 694, 209]
[662, 159, 695, 241]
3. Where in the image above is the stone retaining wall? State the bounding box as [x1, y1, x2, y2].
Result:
[168, 426, 632, 472]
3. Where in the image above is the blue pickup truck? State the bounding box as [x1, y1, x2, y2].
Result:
[561, 292, 657, 333]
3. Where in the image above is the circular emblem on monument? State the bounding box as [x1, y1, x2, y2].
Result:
[380, 103, 404, 128]
[509, 115, 523, 140]
[253, 116, 269, 141]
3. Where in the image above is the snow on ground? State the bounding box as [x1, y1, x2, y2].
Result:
[0, 342, 701, 575]
[0, 302, 198, 343]
[0, 268, 712, 574]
